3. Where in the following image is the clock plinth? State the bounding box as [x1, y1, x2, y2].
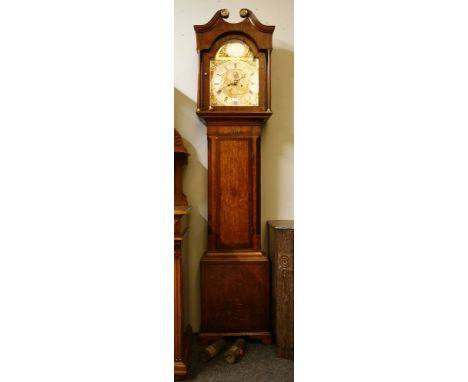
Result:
[195, 9, 274, 344]
[199, 251, 272, 346]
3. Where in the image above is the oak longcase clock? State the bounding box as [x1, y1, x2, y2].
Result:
[194, 8, 274, 345]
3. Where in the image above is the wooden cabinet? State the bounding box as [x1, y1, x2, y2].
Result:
[268, 220, 294, 360]
[174, 130, 191, 379]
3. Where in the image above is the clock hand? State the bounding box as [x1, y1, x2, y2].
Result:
[219, 73, 247, 92]
[221, 80, 237, 90]
[224, 75, 245, 88]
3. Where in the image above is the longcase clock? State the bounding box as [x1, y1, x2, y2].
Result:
[194, 8, 274, 345]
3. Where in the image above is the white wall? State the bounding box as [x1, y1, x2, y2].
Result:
[175, 0, 294, 331]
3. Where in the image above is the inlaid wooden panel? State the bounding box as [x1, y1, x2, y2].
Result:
[216, 138, 252, 249]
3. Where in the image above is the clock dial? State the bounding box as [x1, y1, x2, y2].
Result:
[210, 40, 259, 107]
[211, 60, 259, 106]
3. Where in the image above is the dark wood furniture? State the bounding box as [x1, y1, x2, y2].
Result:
[174, 130, 191, 378]
[268, 220, 294, 360]
[194, 9, 274, 345]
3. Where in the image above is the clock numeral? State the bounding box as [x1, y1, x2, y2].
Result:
[217, 89, 222, 95]
[224, 97, 228, 102]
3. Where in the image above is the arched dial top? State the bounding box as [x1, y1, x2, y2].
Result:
[210, 40, 259, 107]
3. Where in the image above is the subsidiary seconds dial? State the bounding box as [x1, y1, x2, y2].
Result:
[210, 60, 259, 107]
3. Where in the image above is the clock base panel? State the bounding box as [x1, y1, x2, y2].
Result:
[200, 252, 270, 342]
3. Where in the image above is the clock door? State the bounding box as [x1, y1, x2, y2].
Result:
[209, 39, 260, 108]
[198, 33, 269, 113]
[216, 137, 252, 249]
[208, 132, 261, 252]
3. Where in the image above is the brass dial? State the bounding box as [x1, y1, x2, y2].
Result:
[209, 39, 259, 107]
[211, 60, 259, 106]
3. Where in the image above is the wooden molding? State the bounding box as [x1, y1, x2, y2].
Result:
[194, 9, 275, 51]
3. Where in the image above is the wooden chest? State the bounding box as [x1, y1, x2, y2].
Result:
[268, 220, 294, 360]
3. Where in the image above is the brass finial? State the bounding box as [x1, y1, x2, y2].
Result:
[239, 8, 249, 18]
[220, 9, 229, 18]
